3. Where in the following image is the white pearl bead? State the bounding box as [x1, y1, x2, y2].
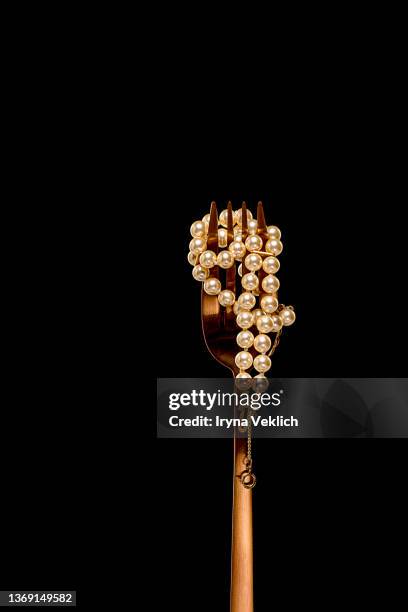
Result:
[235, 372, 252, 390]
[252, 308, 264, 322]
[244, 253, 263, 271]
[219, 209, 236, 228]
[260, 295, 278, 313]
[204, 277, 221, 295]
[262, 274, 280, 293]
[238, 263, 243, 277]
[270, 314, 283, 332]
[218, 290, 235, 307]
[280, 307, 296, 326]
[236, 330, 254, 349]
[218, 228, 228, 248]
[234, 229, 243, 241]
[192, 265, 210, 282]
[217, 250, 235, 269]
[254, 354, 272, 373]
[238, 292, 256, 310]
[200, 250, 217, 268]
[235, 208, 253, 227]
[219, 209, 228, 228]
[202, 213, 211, 226]
[233, 302, 245, 315]
[188, 251, 197, 266]
[252, 374, 269, 392]
[254, 333, 272, 353]
[248, 219, 258, 234]
[190, 220, 207, 238]
[235, 351, 253, 370]
[242, 273, 259, 291]
[256, 315, 273, 333]
[267, 225, 281, 240]
[229, 241, 246, 260]
[236, 311, 255, 329]
[189, 237, 207, 254]
[265, 238, 283, 256]
[262, 256, 280, 274]
[245, 235, 263, 252]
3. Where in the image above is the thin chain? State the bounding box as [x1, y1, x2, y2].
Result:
[240, 411, 256, 489]
[247, 411, 252, 461]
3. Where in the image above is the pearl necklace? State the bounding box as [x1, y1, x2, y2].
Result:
[188, 205, 295, 384]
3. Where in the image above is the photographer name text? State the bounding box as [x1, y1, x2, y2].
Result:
[168, 415, 299, 428]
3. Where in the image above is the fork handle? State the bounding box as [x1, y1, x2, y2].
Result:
[230, 435, 253, 612]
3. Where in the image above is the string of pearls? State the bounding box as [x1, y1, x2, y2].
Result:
[188, 208, 295, 384]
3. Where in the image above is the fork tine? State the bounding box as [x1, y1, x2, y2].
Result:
[241, 202, 248, 275]
[208, 201, 218, 241]
[241, 201, 248, 235]
[207, 201, 219, 280]
[226, 201, 236, 295]
[201, 202, 220, 321]
[257, 201, 267, 231]
[226, 201, 234, 243]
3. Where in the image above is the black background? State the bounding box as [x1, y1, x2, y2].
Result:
[0, 14, 406, 611]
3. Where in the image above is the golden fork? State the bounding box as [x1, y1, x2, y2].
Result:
[201, 200, 269, 612]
